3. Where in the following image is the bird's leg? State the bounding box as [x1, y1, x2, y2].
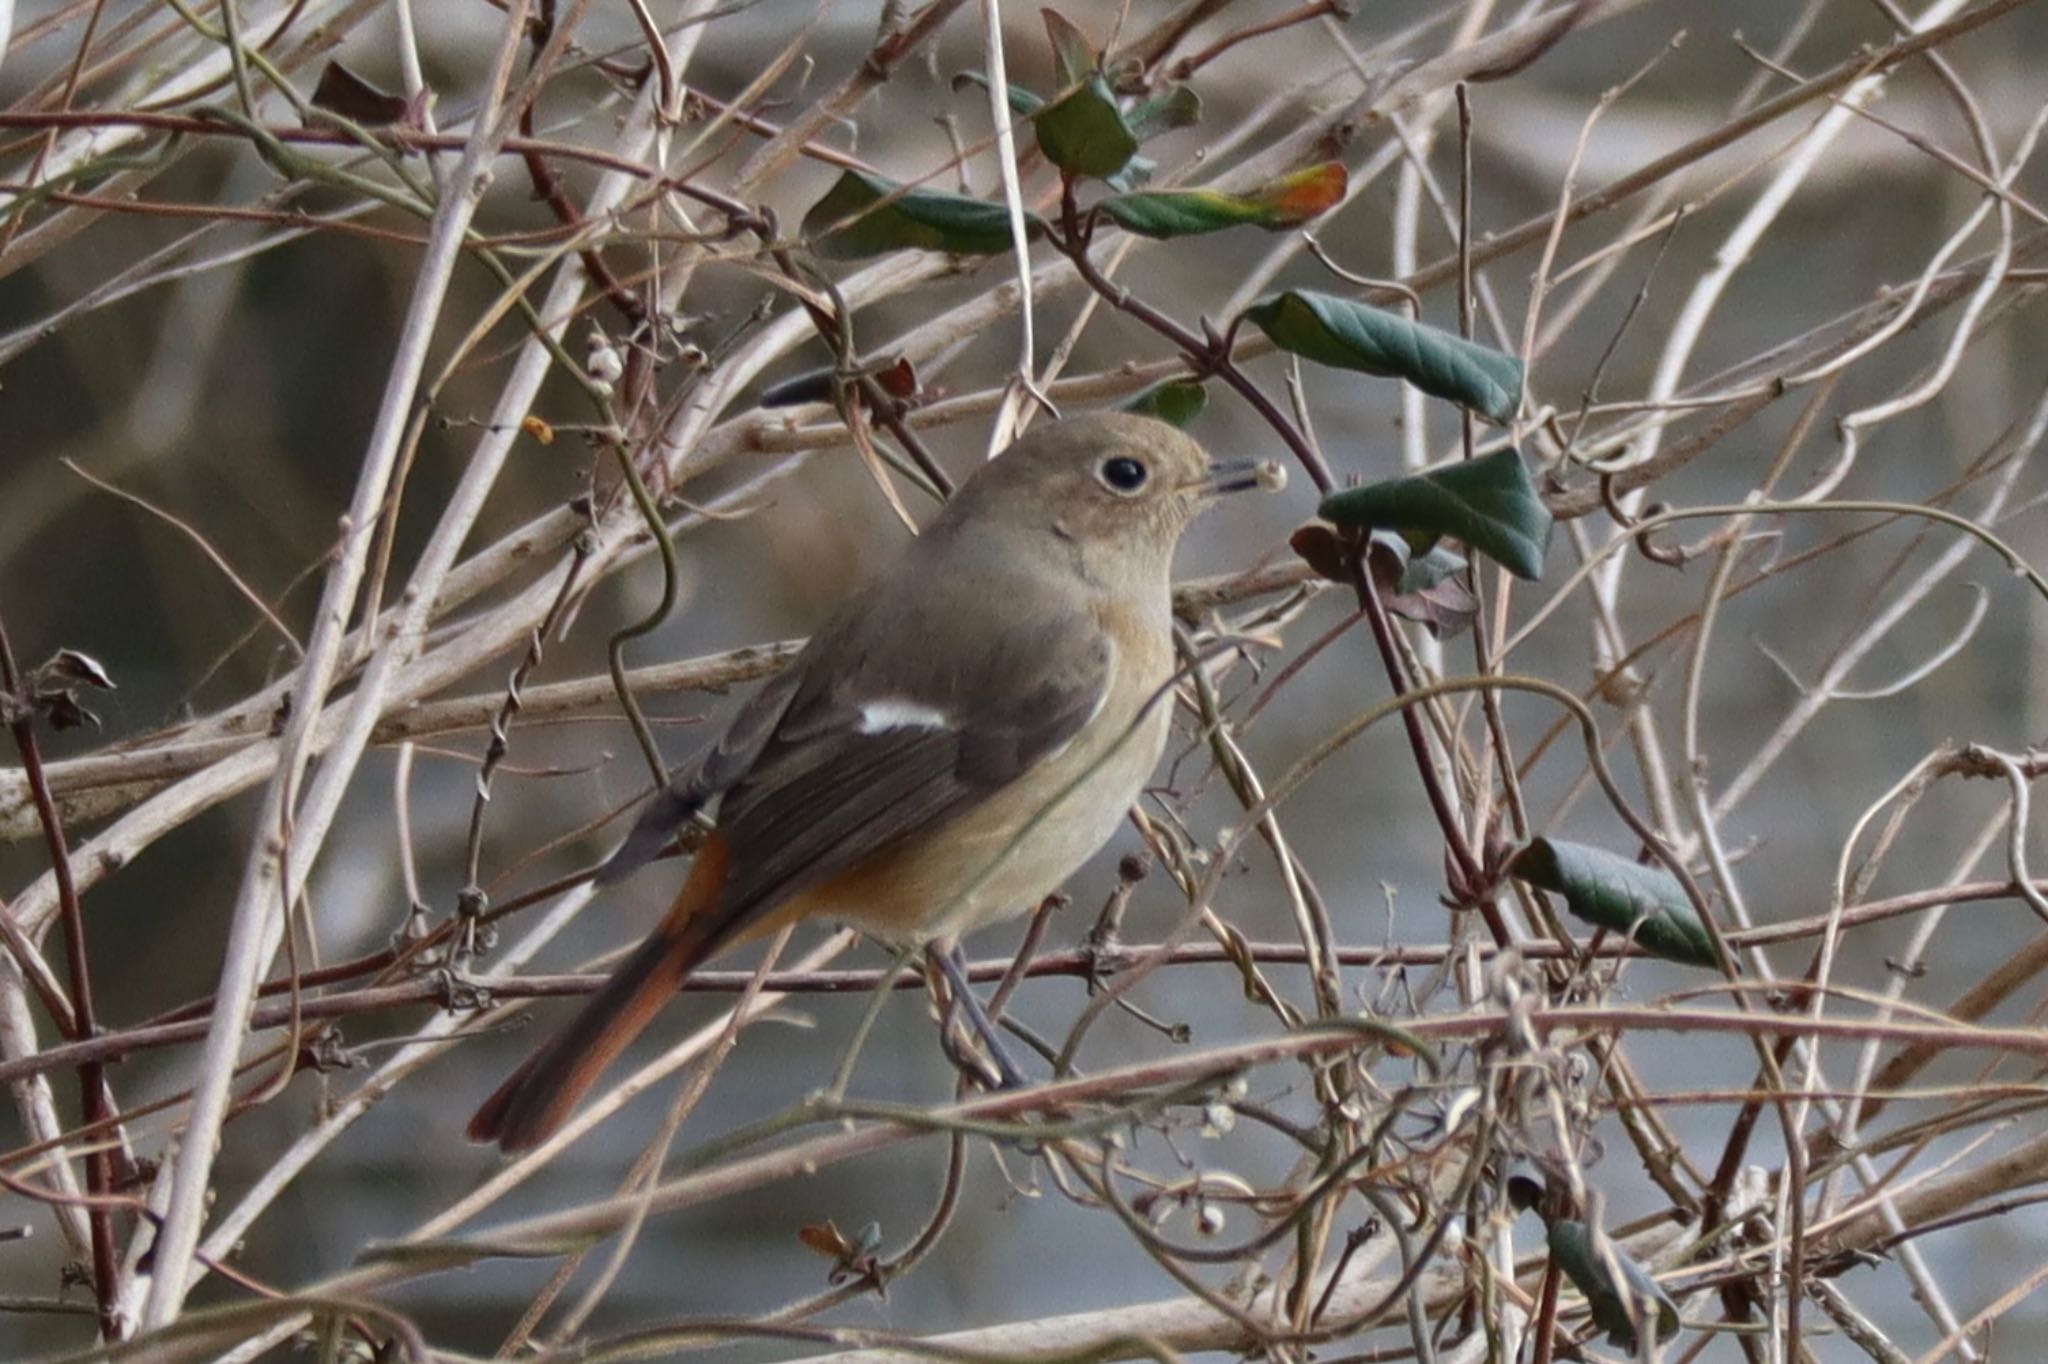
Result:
[931, 999, 998, 1087]
[927, 962, 997, 1084]
[925, 942, 1028, 1089]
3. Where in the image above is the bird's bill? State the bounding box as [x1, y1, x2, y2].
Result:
[1191, 458, 1288, 496]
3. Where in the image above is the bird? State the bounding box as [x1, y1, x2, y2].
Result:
[467, 411, 1282, 1152]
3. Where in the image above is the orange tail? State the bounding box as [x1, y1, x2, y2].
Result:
[467, 834, 732, 1153]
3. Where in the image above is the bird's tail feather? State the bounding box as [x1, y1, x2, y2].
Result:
[467, 835, 730, 1153]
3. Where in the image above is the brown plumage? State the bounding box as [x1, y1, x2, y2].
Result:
[468, 412, 1279, 1152]
[467, 834, 732, 1150]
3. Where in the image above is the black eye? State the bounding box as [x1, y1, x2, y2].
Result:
[1100, 456, 1148, 493]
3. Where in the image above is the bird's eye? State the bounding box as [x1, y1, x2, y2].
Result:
[1099, 456, 1149, 494]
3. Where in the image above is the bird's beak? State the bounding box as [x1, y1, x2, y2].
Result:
[1192, 458, 1288, 497]
[1196, 456, 1286, 499]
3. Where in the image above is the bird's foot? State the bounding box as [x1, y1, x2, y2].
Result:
[927, 943, 1031, 1090]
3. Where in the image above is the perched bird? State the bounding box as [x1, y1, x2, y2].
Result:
[468, 411, 1281, 1152]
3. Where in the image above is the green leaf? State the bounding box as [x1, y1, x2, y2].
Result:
[1036, 73, 1138, 178]
[1120, 378, 1208, 427]
[1505, 1174, 1547, 1215]
[951, 70, 1044, 115]
[1099, 192, 1243, 237]
[1042, 7, 1097, 86]
[1244, 288, 1523, 421]
[759, 366, 836, 409]
[1099, 162, 1347, 239]
[1506, 838, 1719, 968]
[1127, 84, 1201, 140]
[1547, 1220, 1682, 1352]
[1317, 448, 1551, 581]
[801, 170, 1035, 260]
[758, 356, 915, 410]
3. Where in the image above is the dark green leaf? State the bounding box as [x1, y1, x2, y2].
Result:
[1098, 191, 1266, 237]
[1099, 162, 1347, 239]
[1127, 85, 1201, 140]
[1121, 378, 1207, 427]
[1042, 7, 1097, 86]
[764, 356, 919, 408]
[759, 366, 836, 408]
[1244, 288, 1523, 421]
[1507, 838, 1719, 968]
[1036, 73, 1138, 178]
[802, 170, 1034, 260]
[1317, 448, 1551, 581]
[951, 70, 1044, 115]
[1547, 1220, 1681, 1351]
[1505, 1175, 1547, 1215]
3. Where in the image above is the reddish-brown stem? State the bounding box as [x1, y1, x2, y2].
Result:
[1346, 554, 1508, 945]
[1529, 1257, 1563, 1364]
[0, 611, 120, 1336]
[0, 112, 758, 220]
[517, 101, 643, 327]
[1165, 0, 1349, 81]
[27, 871, 2042, 1096]
[1051, 183, 1334, 492]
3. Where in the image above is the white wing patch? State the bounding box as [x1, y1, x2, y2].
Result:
[857, 698, 954, 734]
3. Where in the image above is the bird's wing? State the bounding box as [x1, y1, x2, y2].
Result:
[596, 664, 806, 885]
[705, 606, 1114, 934]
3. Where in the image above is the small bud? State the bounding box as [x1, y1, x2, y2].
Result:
[585, 329, 624, 387]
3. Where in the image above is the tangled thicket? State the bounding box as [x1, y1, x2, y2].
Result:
[3, 1, 2048, 1360]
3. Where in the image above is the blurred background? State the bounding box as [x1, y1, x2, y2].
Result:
[3, 0, 2048, 1358]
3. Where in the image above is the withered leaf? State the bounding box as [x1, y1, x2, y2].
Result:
[310, 61, 428, 129]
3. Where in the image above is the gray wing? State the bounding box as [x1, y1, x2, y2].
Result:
[711, 610, 1111, 927]
[596, 666, 806, 885]
[597, 606, 1113, 931]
